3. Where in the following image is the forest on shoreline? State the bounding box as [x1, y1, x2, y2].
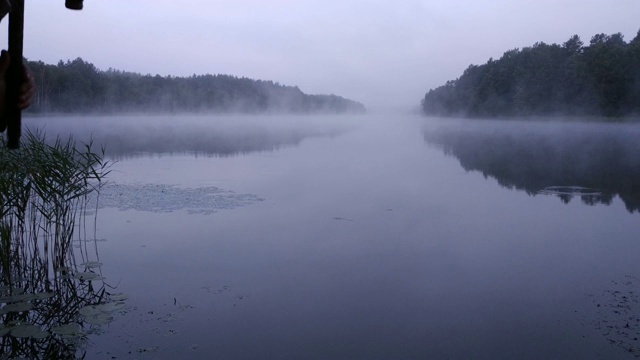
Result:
[24, 58, 366, 115]
[422, 30, 640, 118]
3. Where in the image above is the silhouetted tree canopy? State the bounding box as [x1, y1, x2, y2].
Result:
[25, 58, 366, 114]
[422, 30, 640, 118]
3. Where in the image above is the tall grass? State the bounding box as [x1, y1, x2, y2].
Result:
[0, 130, 109, 284]
[0, 130, 111, 358]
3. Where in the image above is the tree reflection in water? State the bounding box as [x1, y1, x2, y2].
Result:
[424, 120, 640, 212]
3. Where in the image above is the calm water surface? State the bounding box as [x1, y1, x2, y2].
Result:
[29, 115, 640, 359]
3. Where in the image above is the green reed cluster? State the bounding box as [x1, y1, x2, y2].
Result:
[0, 130, 109, 291]
[0, 131, 111, 358]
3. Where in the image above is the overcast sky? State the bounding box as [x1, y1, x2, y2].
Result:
[4, 0, 639, 111]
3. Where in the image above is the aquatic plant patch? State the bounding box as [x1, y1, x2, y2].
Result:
[91, 183, 263, 214]
[587, 275, 640, 355]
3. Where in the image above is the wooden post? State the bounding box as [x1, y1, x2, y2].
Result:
[6, 0, 24, 149]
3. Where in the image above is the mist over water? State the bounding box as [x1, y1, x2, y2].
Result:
[18, 114, 640, 359]
[25, 115, 357, 159]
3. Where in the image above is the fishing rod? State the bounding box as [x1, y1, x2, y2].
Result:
[2, 0, 83, 149]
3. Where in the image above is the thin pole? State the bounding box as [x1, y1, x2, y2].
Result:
[6, 0, 24, 149]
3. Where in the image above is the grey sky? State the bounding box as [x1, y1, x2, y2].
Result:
[5, 0, 640, 110]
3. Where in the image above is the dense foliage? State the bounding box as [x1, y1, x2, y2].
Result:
[422, 30, 640, 118]
[25, 58, 366, 114]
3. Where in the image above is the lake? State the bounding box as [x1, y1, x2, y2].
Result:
[20, 114, 640, 359]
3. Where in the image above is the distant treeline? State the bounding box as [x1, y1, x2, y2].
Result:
[25, 58, 366, 114]
[422, 30, 640, 118]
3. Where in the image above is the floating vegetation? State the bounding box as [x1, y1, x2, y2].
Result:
[32, 330, 51, 340]
[96, 302, 126, 312]
[9, 324, 45, 338]
[0, 324, 10, 336]
[0, 293, 34, 303]
[80, 261, 103, 268]
[1, 132, 128, 358]
[51, 323, 82, 336]
[589, 276, 640, 356]
[110, 293, 129, 301]
[90, 183, 263, 214]
[78, 305, 103, 317]
[136, 345, 160, 354]
[33, 292, 55, 300]
[83, 313, 114, 326]
[73, 272, 101, 281]
[3, 302, 33, 313]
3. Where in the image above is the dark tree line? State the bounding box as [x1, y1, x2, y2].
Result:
[422, 30, 640, 118]
[25, 58, 366, 114]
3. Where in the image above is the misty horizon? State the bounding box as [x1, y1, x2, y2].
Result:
[0, 1, 635, 111]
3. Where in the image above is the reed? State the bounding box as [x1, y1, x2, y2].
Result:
[0, 130, 109, 280]
[0, 130, 116, 358]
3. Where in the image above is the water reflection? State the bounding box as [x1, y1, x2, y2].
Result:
[26, 115, 350, 159]
[0, 234, 125, 359]
[424, 120, 640, 212]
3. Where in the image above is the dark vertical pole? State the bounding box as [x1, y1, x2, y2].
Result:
[65, 0, 83, 10]
[6, 0, 24, 149]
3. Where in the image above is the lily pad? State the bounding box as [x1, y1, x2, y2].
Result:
[0, 293, 36, 303]
[33, 292, 55, 300]
[32, 330, 50, 339]
[95, 302, 126, 312]
[78, 305, 102, 317]
[4, 302, 33, 312]
[83, 313, 114, 325]
[94, 183, 263, 213]
[10, 324, 40, 338]
[74, 272, 99, 281]
[109, 293, 129, 301]
[51, 323, 82, 336]
[0, 325, 11, 336]
[80, 261, 103, 268]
